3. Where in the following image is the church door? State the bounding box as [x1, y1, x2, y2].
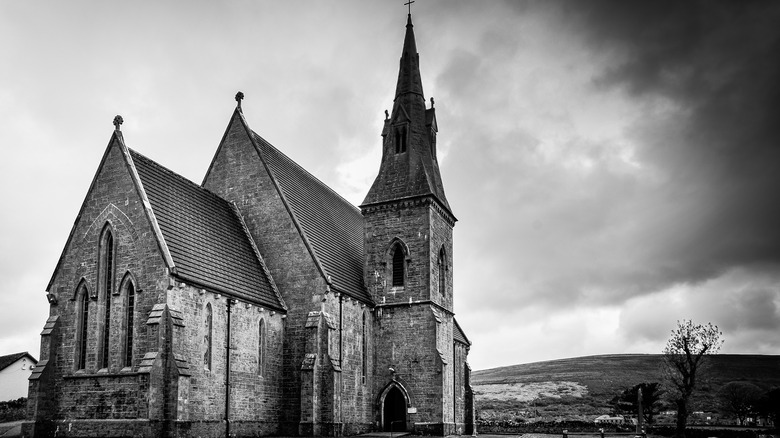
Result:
[383, 386, 407, 432]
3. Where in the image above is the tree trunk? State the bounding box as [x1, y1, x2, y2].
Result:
[675, 398, 689, 438]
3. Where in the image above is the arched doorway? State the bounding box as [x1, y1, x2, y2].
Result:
[383, 386, 407, 432]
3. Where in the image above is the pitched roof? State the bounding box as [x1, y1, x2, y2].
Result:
[454, 318, 471, 346]
[0, 352, 36, 371]
[251, 132, 371, 303]
[129, 149, 285, 310]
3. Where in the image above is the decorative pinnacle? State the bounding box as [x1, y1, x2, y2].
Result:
[113, 115, 123, 131]
[385, 109, 389, 120]
[430, 97, 434, 108]
[235, 91, 244, 108]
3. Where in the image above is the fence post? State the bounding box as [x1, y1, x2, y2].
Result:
[562, 429, 568, 438]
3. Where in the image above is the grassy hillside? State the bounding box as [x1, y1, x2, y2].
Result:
[472, 354, 780, 423]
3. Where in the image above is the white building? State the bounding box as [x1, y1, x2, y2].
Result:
[594, 414, 628, 425]
[0, 352, 37, 401]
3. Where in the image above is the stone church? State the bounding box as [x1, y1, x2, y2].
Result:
[25, 14, 473, 438]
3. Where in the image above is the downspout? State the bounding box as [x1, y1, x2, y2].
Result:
[226, 298, 235, 438]
[339, 291, 344, 434]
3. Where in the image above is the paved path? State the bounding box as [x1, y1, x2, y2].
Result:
[0, 420, 22, 438]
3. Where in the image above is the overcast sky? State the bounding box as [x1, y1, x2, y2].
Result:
[1, 1, 779, 371]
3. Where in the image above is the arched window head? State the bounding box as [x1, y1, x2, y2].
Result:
[75, 281, 90, 371]
[438, 247, 447, 298]
[99, 225, 115, 370]
[204, 303, 213, 370]
[391, 242, 406, 288]
[258, 319, 266, 377]
[121, 274, 136, 368]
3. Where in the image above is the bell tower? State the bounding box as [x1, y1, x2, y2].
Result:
[362, 14, 459, 435]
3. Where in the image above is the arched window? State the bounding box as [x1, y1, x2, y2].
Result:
[361, 311, 367, 381]
[438, 247, 447, 298]
[391, 243, 405, 287]
[76, 281, 90, 371]
[258, 319, 266, 376]
[204, 303, 212, 370]
[99, 225, 115, 370]
[123, 279, 135, 368]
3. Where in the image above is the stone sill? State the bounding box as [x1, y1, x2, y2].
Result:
[64, 369, 140, 379]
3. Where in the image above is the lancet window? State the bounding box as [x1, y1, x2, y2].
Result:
[204, 303, 213, 370]
[258, 319, 266, 376]
[123, 277, 135, 368]
[76, 281, 90, 371]
[391, 242, 405, 287]
[99, 225, 115, 370]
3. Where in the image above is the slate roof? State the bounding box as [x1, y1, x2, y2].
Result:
[0, 352, 36, 371]
[453, 318, 471, 346]
[251, 132, 371, 303]
[129, 149, 284, 310]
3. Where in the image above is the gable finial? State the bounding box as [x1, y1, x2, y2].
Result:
[113, 115, 123, 131]
[235, 91, 244, 109]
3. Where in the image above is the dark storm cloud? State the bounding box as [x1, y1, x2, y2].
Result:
[560, 0, 780, 283]
[455, 0, 780, 297]
[431, 1, 780, 357]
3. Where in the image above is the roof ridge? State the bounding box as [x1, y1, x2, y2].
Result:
[128, 148, 232, 208]
[251, 132, 362, 216]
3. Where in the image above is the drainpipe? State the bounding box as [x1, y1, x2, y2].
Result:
[339, 291, 344, 435]
[226, 298, 235, 438]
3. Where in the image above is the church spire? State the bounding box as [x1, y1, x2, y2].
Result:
[361, 14, 453, 218]
[394, 14, 424, 101]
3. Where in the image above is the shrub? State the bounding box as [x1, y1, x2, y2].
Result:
[0, 398, 27, 422]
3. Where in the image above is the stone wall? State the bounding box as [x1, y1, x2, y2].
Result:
[168, 284, 286, 435]
[319, 295, 374, 435]
[25, 138, 171, 436]
[363, 195, 458, 434]
[203, 114, 329, 434]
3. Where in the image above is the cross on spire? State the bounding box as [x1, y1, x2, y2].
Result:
[404, 0, 414, 15]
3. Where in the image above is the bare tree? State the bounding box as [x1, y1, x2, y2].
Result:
[663, 319, 723, 438]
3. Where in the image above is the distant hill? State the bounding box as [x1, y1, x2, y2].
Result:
[471, 354, 780, 422]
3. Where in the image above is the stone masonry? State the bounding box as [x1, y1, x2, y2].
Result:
[25, 13, 473, 438]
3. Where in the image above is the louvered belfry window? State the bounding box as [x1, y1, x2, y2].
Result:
[392, 244, 405, 287]
[394, 125, 407, 154]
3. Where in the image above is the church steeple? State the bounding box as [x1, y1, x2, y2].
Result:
[361, 14, 453, 218]
[395, 14, 423, 101]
